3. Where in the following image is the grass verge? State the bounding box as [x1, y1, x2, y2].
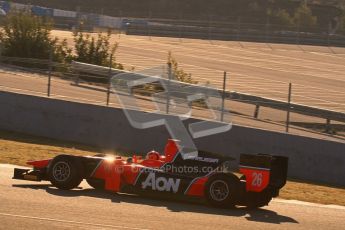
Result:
[0, 130, 127, 166]
[1, 129, 344, 206]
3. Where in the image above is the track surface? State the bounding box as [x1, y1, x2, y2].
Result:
[1, 34, 344, 229]
[0, 66, 343, 142]
[0, 31, 344, 139]
[52, 31, 345, 113]
[1, 164, 345, 230]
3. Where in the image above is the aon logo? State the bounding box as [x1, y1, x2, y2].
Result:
[142, 173, 181, 193]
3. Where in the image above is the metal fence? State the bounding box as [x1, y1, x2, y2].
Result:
[0, 56, 344, 139]
[2, 1, 345, 47]
[125, 19, 345, 48]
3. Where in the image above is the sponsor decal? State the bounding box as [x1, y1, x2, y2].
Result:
[141, 172, 181, 193]
[190, 157, 219, 163]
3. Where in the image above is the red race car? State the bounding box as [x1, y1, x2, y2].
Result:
[13, 139, 288, 208]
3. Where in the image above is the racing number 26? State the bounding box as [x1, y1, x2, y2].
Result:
[251, 172, 263, 187]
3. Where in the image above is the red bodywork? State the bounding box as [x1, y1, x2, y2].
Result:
[87, 139, 211, 194]
[27, 159, 50, 169]
[240, 167, 270, 192]
[21, 139, 279, 198]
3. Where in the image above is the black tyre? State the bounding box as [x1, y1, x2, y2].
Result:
[245, 189, 273, 209]
[86, 178, 105, 190]
[205, 174, 241, 208]
[48, 155, 84, 190]
[86, 154, 107, 190]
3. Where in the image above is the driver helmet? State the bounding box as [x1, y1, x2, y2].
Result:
[146, 150, 160, 160]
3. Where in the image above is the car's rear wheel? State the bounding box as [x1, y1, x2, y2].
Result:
[205, 174, 241, 208]
[245, 189, 273, 209]
[48, 155, 83, 190]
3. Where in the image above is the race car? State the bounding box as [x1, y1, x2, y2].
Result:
[13, 139, 288, 208]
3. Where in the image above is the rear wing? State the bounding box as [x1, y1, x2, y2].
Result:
[239, 154, 288, 192]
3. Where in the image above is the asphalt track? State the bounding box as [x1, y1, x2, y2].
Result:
[51, 30, 345, 113]
[0, 65, 343, 142]
[1, 33, 345, 229]
[0, 31, 344, 139]
[1, 164, 345, 230]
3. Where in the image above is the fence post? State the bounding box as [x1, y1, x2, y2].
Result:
[0, 43, 2, 63]
[325, 118, 332, 134]
[221, 71, 227, 122]
[254, 104, 260, 119]
[179, 12, 183, 42]
[166, 62, 172, 114]
[265, 18, 273, 50]
[286, 83, 292, 132]
[296, 21, 300, 45]
[75, 71, 80, 85]
[237, 17, 244, 48]
[106, 54, 113, 106]
[147, 11, 152, 40]
[118, 10, 123, 39]
[208, 15, 212, 41]
[327, 31, 330, 46]
[47, 49, 52, 97]
[76, 6, 81, 29]
[237, 17, 241, 41]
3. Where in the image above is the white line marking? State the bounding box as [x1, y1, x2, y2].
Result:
[273, 199, 345, 210]
[117, 39, 345, 80]
[117, 55, 345, 110]
[0, 212, 150, 230]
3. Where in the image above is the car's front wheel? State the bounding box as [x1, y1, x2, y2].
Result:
[86, 178, 105, 190]
[48, 155, 83, 190]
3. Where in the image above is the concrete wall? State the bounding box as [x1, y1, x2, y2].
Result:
[1, 91, 344, 186]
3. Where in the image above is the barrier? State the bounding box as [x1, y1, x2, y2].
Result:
[71, 61, 345, 123]
[0, 91, 344, 186]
